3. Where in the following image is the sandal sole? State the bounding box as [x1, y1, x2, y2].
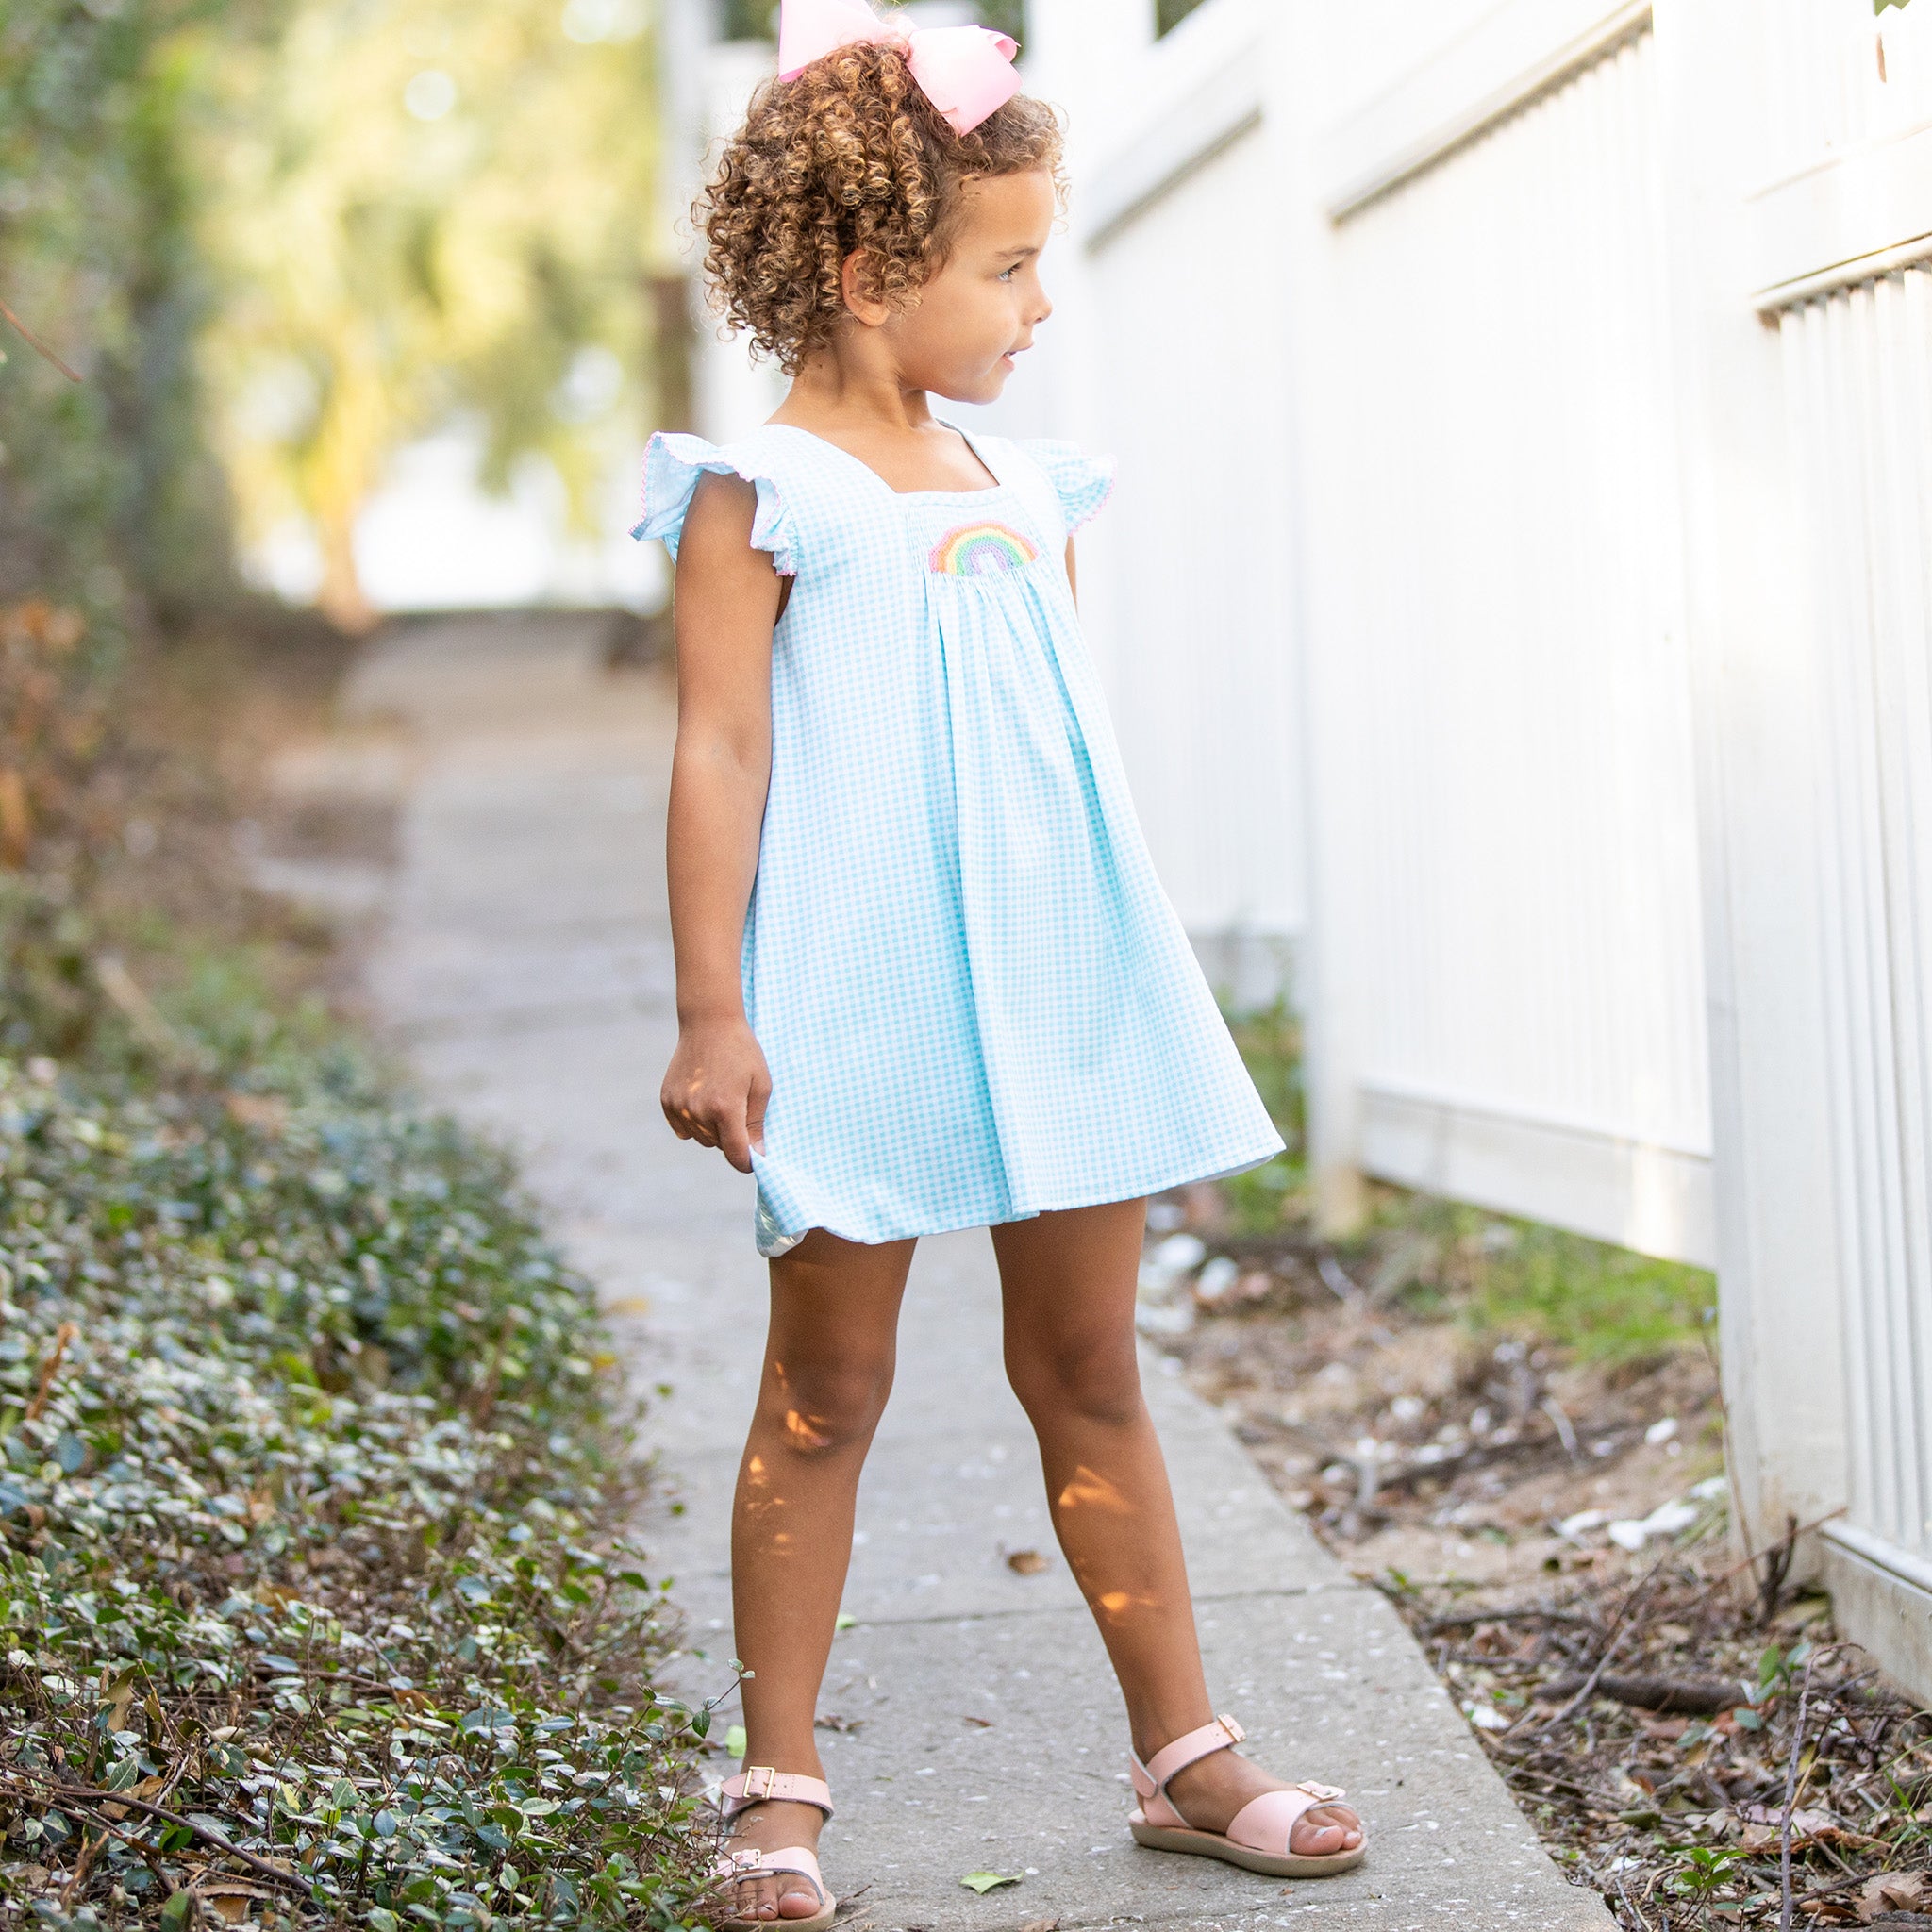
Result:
[1130, 1820, 1366, 1878]
[721, 1907, 838, 1931]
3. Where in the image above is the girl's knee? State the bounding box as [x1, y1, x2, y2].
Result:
[1007, 1330, 1141, 1428]
[761, 1350, 894, 1454]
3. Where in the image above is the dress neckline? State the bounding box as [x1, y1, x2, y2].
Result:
[766, 421, 1007, 501]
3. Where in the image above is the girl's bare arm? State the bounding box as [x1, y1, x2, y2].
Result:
[660, 472, 784, 1173]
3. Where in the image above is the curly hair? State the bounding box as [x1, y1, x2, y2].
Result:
[699, 41, 1064, 375]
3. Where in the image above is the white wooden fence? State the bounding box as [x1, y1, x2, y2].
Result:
[664, 0, 1932, 1699]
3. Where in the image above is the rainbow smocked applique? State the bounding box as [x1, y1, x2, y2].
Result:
[929, 521, 1039, 576]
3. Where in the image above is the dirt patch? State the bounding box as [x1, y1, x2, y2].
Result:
[1142, 1198, 1932, 1928]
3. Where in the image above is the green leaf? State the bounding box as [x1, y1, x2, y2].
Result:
[1877, 0, 1912, 14]
[724, 1724, 747, 1759]
[834, 1612, 857, 1631]
[959, 1873, 1021, 1894]
[160, 1890, 194, 1931]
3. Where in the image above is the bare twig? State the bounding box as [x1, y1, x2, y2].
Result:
[1515, 1548, 1676, 1741]
[58, 1826, 108, 1910]
[1780, 1646, 1828, 1930]
[24, 1322, 78, 1422]
[1316, 1253, 1362, 1303]
[1613, 1860, 1653, 1931]
[1677, 1506, 1849, 1618]
[37, 1792, 178, 1900]
[1760, 1513, 1801, 1626]
[0, 296, 82, 383]
[94, 954, 201, 1065]
[1541, 1394, 1581, 1463]
[0, 1767, 307, 1893]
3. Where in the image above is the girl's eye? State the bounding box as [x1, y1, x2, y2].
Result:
[998, 266, 1017, 282]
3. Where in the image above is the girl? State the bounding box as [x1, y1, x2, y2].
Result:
[639, 3, 1368, 1922]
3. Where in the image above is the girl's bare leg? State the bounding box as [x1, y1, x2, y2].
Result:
[725, 1229, 917, 1921]
[992, 1201, 1361, 1857]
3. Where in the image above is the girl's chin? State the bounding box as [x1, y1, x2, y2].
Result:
[933, 370, 1008, 406]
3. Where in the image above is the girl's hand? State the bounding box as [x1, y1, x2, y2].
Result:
[661, 1018, 772, 1174]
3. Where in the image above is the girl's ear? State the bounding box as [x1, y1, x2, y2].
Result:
[841, 248, 899, 328]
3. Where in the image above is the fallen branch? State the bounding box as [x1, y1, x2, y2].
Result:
[0, 1767, 308, 1893]
[1533, 1671, 1748, 1715]
[1425, 1607, 1600, 1635]
[0, 295, 82, 383]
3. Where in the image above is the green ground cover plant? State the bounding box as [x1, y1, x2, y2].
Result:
[1215, 996, 1714, 1365]
[1350, 1194, 1716, 1366]
[0, 993, 716, 1931]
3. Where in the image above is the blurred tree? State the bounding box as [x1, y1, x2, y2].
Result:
[722, 1, 1027, 50]
[195, 0, 660, 628]
[0, 0, 267, 625]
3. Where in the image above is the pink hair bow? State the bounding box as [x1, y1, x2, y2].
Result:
[777, 0, 1022, 137]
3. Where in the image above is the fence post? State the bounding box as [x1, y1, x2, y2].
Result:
[1653, 0, 1849, 1569]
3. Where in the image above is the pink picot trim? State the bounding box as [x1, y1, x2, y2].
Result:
[1069, 467, 1116, 535]
[633, 433, 797, 575]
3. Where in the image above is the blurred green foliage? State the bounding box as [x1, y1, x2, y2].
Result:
[3, 0, 663, 636]
[0, 0, 265, 625]
[1218, 999, 1308, 1235]
[1359, 1194, 1718, 1365]
[1218, 996, 1715, 1363]
[723, 1, 1028, 51]
[196, 0, 662, 627]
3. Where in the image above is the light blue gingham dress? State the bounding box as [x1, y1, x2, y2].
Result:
[636, 422, 1283, 1256]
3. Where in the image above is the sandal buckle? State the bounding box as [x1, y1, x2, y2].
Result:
[1215, 1713, 1247, 1744]
[741, 1764, 779, 1802]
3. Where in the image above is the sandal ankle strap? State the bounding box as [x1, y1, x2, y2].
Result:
[1131, 1713, 1246, 1802]
[721, 1767, 835, 1821]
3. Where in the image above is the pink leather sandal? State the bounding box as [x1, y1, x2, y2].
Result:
[1128, 1714, 1366, 1878]
[714, 1767, 838, 1931]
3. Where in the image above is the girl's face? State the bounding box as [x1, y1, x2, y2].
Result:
[872, 168, 1057, 405]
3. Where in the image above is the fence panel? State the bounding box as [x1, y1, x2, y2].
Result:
[1763, 0, 1932, 177]
[1309, 28, 1713, 1262]
[1783, 272, 1932, 1613]
[1081, 124, 1305, 965]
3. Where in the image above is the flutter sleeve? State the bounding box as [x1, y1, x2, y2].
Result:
[1018, 440, 1116, 537]
[631, 431, 797, 576]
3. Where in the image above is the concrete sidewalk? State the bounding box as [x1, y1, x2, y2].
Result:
[336, 616, 1607, 1932]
